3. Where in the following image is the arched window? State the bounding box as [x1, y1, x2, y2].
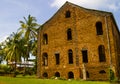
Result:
[43, 53, 48, 66]
[55, 72, 60, 77]
[96, 22, 103, 35]
[68, 49, 73, 64]
[43, 34, 48, 44]
[68, 71, 74, 79]
[99, 70, 106, 74]
[43, 72, 48, 78]
[65, 10, 71, 18]
[67, 28, 72, 40]
[98, 45, 106, 62]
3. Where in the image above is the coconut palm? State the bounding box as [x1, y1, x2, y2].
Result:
[3, 32, 23, 77]
[18, 15, 39, 75]
[5, 32, 22, 62]
[0, 15, 39, 76]
[19, 15, 38, 61]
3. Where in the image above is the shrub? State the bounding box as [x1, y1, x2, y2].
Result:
[0, 70, 5, 75]
[109, 68, 115, 81]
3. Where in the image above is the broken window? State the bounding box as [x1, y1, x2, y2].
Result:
[67, 28, 72, 40]
[68, 49, 73, 64]
[98, 45, 106, 62]
[65, 10, 71, 18]
[43, 34, 48, 44]
[43, 53, 48, 66]
[82, 50, 88, 63]
[96, 22, 103, 35]
[55, 53, 60, 65]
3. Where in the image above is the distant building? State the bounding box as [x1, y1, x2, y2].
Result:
[37, 1, 120, 80]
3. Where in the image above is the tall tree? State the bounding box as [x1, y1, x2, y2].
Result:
[4, 32, 22, 62]
[1, 32, 23, 77]
[19, 15, 38, 61]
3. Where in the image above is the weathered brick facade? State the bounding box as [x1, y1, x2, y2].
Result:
[37, 1, 120, 80]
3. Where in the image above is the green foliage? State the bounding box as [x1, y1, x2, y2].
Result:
[0, 65, 13, 76]
[109, 68, 115, 81]
[0, 15, 39, 77]
[25, 67, 34, 75]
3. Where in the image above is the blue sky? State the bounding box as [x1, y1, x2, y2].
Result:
[0, 0, 120, 42]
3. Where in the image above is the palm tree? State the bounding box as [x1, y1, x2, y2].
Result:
[3, 32, 23, 77]
[5, 32, 22, 62]
[19, 15, 38, 61]
[19, 15, 39, 75]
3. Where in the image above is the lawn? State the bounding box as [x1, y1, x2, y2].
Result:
[0, 76, 110, 84]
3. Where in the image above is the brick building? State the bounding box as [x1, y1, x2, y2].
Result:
[37, 1, 120, 80]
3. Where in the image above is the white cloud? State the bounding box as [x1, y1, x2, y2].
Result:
[0, 34, 9, 43]
[51, 0, 120, 11]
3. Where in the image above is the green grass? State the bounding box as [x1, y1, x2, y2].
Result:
[0, 76, 109, 84]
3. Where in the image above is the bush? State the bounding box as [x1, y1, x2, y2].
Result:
[0, 64, 13, 74]
[0, 70, 5, 75]
[2, 65, 11, 73]
[22, 67, 34, 76]
[109, 68, 115, 81]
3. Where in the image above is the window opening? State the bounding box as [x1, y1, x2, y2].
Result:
[98, 45, 106, 62]
[55, 53, 60, 65]
[99, 70, 106, 74]
[55, 72, 60, 77]
[43, 72, 48, 78]
[68, 71, 74, 79]
[82, 50, 88, 63]
[86, 71, 89, 78]
[65, 11, 71, 18]
[43, 34, 48, 44]
[67, 28, 72, 40]
[96, 22, 103, 35]
[68, 49, 73, 64]
[43, 53, 48, 66]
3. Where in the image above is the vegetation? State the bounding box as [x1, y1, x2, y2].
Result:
[0, 15, 39, 76]
[0, 65, 12, 74]
[0, 76, 109, 84]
